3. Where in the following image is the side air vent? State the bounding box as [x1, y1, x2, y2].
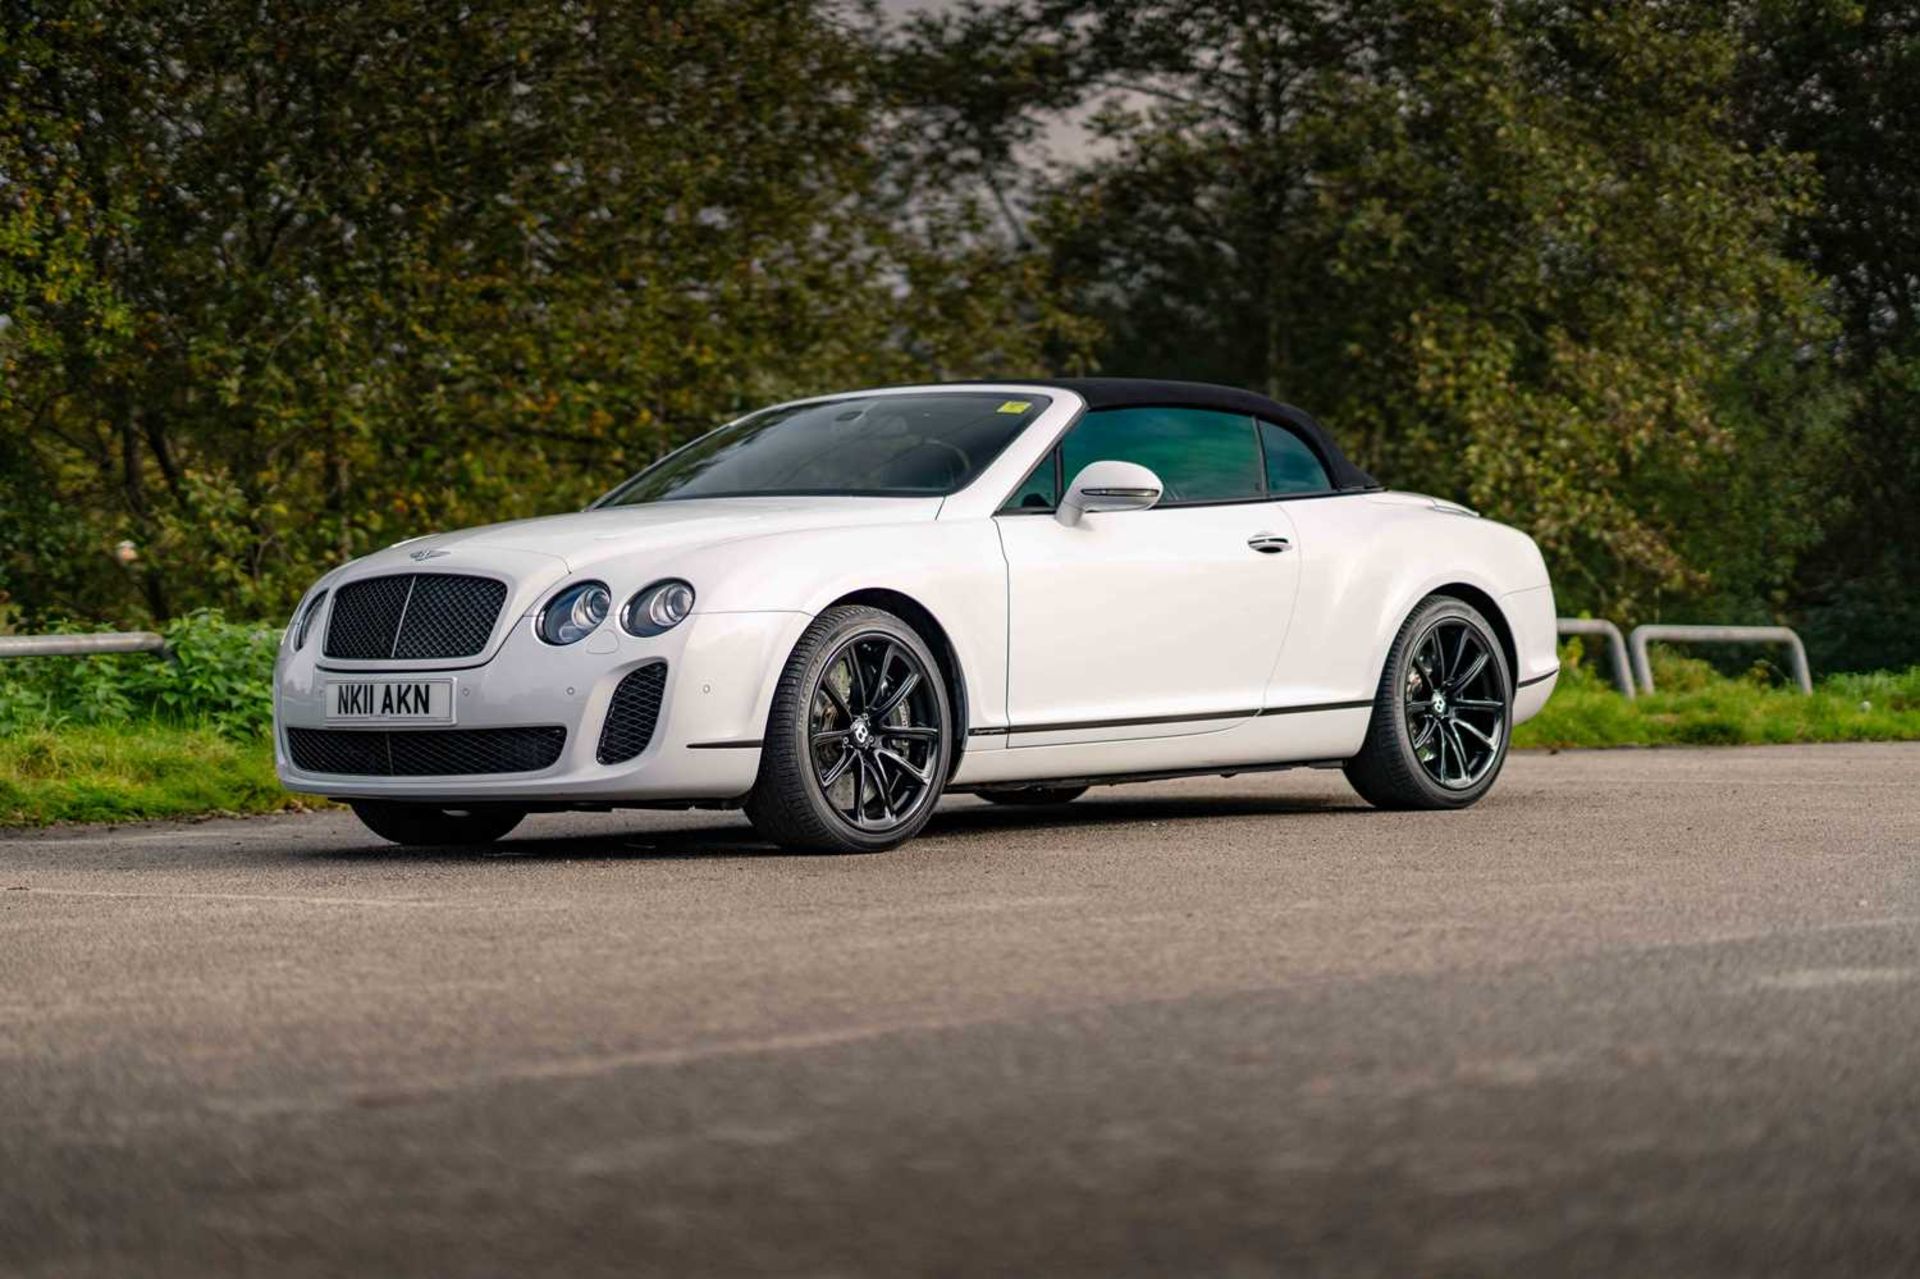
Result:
[597, 662, 667, 765]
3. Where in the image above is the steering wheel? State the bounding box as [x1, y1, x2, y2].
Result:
[878, 438, 971, 487]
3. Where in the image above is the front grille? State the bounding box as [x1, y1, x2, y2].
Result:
[324, 573, 508, 661]
[286, 726, 566, 776]
[597, 662, 667, 764]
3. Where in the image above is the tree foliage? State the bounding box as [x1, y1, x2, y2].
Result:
[1736, 0, 1920, 669]
[894, 0, 1841, 622]
[3, 0, 1916, 671]
[0, 0, 1078, 624]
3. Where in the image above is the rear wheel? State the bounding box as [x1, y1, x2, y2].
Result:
[1344, 595, 1511, 810]
[349, 800, 525, 846]
[746, 605, 952, 853]
[976, 786, 1088, 806]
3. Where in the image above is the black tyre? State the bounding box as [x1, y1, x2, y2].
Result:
[349, 800, 526, 846]
[1344, 595, 1512, 810]
[746, 605, 952, 853]
[976, 786, 1089, 806]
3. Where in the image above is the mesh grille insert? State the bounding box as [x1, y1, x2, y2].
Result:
[597, 662, 668, 764]
[286, 727, 566, 776]
[394, 575, 508, 659]
[324, 576, 413, 660]
[323, 573, 507, 661]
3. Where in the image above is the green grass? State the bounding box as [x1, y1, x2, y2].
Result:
[1515, 649, 1920, 749]
[1, 652, 1914, 829]
[0, 723, 324, 828]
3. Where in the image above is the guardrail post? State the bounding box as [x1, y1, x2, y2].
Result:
[1625, 625, 1813, 695]
[1554, 619, 1635, 699]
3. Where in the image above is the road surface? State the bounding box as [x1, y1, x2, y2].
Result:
[3, 743, 1918, 1276]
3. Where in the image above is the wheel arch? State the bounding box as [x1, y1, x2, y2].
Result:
[1428, 582, 1518, 687]
[825, 587, 971, 779]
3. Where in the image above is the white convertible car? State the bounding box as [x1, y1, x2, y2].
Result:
[275, 380, 1558, 852]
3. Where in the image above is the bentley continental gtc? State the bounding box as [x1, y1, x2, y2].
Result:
[274, 380, 1559, 852]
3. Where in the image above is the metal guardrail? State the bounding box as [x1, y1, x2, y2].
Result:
[1628, 624, 1812, 696]
[0, 632, 169, 658]
[1554, 619, 1635, 699]
[2, 621, 1817, 699]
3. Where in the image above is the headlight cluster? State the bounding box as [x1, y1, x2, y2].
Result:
[622, 579, 695, 637]
[538, 582, 612, 646]
[537, 579, 695, 645]
[290, 589, 328, 651]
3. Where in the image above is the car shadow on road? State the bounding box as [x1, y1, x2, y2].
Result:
[304, 789, 1370, 863]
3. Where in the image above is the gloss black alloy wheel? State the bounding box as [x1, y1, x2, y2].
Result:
[1344, 595, 1512, 811]
[747, 604, 952, 853]
[808, 631, 944, 831]
[1404, 616, 1507, 790]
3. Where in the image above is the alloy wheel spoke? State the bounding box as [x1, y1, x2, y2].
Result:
[812, 728, 851, 746]
[876, 747, 930, 786]
[1445, 722, 1472, 779]
[1453, 649, 1490, 693]
[881, 725, 940, 741]
[820, 673, 853, 721]
[1452, 697, 1503, 711]
[1455, 718, 1500, 750]
[870, 670, 922, 721]
[823, 747, 855, 789]
[846, 645, 871, 711]
[862, 755, 894, 822]
[1451, 626, 1472, 681]
[1411, 716, 1438, 750]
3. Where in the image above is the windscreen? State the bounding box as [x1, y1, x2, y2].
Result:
[599, 393, 1052, 505]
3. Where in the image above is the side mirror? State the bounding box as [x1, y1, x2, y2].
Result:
[1057, 460, 1163, 527]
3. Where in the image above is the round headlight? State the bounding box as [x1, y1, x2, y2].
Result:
[291, 589, 328, 651]
[622, 579, 696, 637]
[538, 581, 611, 645]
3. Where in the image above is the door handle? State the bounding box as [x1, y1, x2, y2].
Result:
[1247, 533, 1292, 554]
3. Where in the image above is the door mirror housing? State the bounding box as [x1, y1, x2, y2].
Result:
[1057, 460, 1163, 527]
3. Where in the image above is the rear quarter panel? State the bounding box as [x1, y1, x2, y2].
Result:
[1268, 495, 1555, 712]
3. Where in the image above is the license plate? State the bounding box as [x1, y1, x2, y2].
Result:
[325, 679, 455, 724]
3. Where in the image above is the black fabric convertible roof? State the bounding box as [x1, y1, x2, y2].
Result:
[962, 378, 1378, 492]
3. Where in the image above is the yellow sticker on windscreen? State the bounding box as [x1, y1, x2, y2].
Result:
[997, 400, 1032, 414]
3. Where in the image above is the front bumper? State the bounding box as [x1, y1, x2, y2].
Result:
[274, 610, 810, 802]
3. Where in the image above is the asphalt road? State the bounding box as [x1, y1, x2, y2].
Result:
[3, 743, 1918, 1277]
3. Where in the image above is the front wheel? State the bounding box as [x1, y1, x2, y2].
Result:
[349, 801, 526, 846]
[1344, 595, 1512, 810]
[746, 605, 952, 853]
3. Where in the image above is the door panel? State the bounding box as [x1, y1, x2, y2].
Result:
[996, 503, 1301, 746]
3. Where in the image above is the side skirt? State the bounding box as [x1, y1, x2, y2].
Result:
[947, 758, 1347, 795]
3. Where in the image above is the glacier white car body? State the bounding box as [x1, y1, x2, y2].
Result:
[274, 380, 1557, 843]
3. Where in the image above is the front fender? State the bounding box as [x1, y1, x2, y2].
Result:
[667, 517, 1011, 736]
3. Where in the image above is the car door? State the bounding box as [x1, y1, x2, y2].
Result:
[995, 406, 1303, 747]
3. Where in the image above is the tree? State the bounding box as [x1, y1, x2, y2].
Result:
[894, 0, 1839, 622]
[1737, 0, 1920, 669]
[0, 0, 1075, 625]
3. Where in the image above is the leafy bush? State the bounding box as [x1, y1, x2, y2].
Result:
[0, 611, 278, 738]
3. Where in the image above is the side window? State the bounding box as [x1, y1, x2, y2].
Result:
[1059, 407, 1263, 505]
[1258, 420, 1332, 495]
